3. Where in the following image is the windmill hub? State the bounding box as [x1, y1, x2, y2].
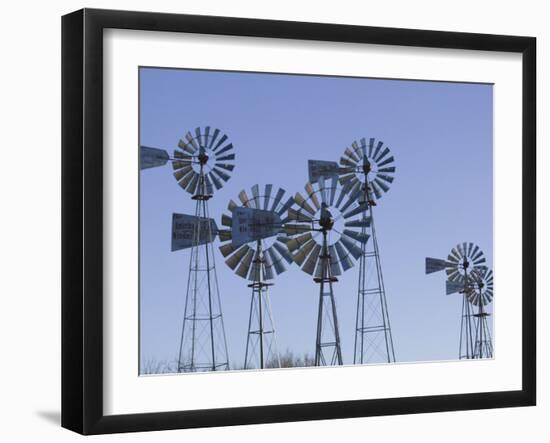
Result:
[362, 157, 372, 175]
[198, 147, 210, 165]
[319, 204, 335, 232]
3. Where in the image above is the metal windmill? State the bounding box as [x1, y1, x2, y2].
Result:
[141, 126, 235, 372]
[425, 242, 487, 360]
[285, 168, 369, 367]
[218, 185, 294, 370]
[338, 138, 396, 364]
[465, 266, 494, 359]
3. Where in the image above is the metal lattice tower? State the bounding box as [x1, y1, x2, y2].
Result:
[286, 174, 368, 366]
[219, 185, 294, 369]
[466, 266, 494, 359]
[339, 138, 396, 364]
[426, 242, 488, 360]
[169, 127, 236, 372]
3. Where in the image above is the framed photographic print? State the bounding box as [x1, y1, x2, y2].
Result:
[61, 8, 536, 435]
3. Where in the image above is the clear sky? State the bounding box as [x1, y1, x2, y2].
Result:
[139, 67, 493, 372]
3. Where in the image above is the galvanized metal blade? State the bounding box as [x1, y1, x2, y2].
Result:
[208, 128, 220, 150]
[343, 229, 369, 244]
[375, 146, 390, 163]
[344, 216, 371, 228]
[343, 202, 369, 220]
[216, 153, 235, 162]
[173, 165, 193, 181]
[446, 280, 464, 295]
[377, 155, 395, 168]
[287, 232, 313, 252]
[340, 235, 362, 260]
[236, 249, 255, 278]
[302, 244, 321, 275]
[293, 239, 316, 266]
[328, 245, 342, 276]
[225, 244, 250, 270]
[294, 192, 316, 216]
[219, 242, 236, 257]
[212, 167, 230, 182]
[334, 240, 353, 271]
[306, 182, 321, 210]
[264, 184, 273, 210]
[213, 134, 228, 152]
[288, 208, 313, 223]
[345, 147, 360, 163]
[216, 143, 233, 157]
[273, 240, 293, 264]
[215, 163, 235, 172]
[270, 188, 285, 213]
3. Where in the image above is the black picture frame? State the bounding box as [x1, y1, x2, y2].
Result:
[62, 8, 536, 435]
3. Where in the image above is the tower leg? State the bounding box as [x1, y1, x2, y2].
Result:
[315, 233, 343, 367]
[354, 208, 395, 364]
[244, 243, 280, 370]
[459, 294, 475, 359]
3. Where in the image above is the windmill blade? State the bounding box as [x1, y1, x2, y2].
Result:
[194, 127, 203, 147]
[208, 172, 223, 190]
[334, 240, 354, 271]
[262, 248, 276, 280]
[251, 184, 261, 209]
[213, 134, 228, 151]
[375, 147, 390, 163]
[231, 207, 282, 247]
[446, 280, 464, 295]
[178, 139, 196, 155]
[204, 173, 214, 195]
[370, 181, 383, 200]
[305, 182, 321, 210]
[425, 257, 452, 274]
[248, 248, 262, 282]
[215, 143, 234, 157]
[238, 190, 251, 207]
[292, 239, 316, 266]
[368, 138, 375, 157]
[276, 196, 295, 217]
[174, 150, 193, 161]
[185, 131, 199, 151]
[218, 229, 232, 242]
[225, 245, 250, 270]
[372, 141, 384, 161]
[344, 216, 372, 228]
[235, 249, 255, 278]
[171, 213, 218, 251]
[340, 156, 357, 168]
[378, 166, 396, 173]
[211, 167, 231, 183]
[204, 126, 211, 147]
[173, 165, 193, 181]
[294, 192, 316, 216]
[328, 245, 342, 276]
[284, 224, 311, 235]
[340, 235, 362, 260]
[187, 173, 199, 195]
[302, 244, 321, 275]
[287, 233, 313, 252]
[345, 147, 360, 163]
[216, 153, 235, 162]
[329, 176, 338, 206]
[288, 208, 313, 223]
[263, 184, 273, 210]
[267, 247, 286, 275]
[343, 229, 370, 244]
[376, 174, 394, 184]
[273, 240, 293, 264]
[343, 202, 369, 220]
[221, 213, 233, 227]
[377, 156, 395, 168]
[339, 187, 363, 214]
[208, 128, 220, 149]
[140, 146, 170, 169]
[219, 242, 236, 257]
[215, 163, 235, 172]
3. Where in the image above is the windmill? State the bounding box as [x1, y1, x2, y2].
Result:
[338, 138, 396, 364]
[285, 168, 369, 367]
[465, 266, 494, 359]
[218, 185, 294, 369]
[141, 126, 235, 372]
[425, 242, 487, 360]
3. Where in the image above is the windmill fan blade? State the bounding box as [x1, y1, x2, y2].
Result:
[287, 233, 312, 252]
[292, 239, 316, 266]
[446, 280, 464, 295]
[215, 143, 233, 156]
[218, 229, 232, 242]
[375, 147, 390, 163]
[425, 257, 451, 274]
[215, 163, 235, 172]
[339, 187, 362, 214]
[178, 139, 196, 155]
[328, 245, 342, 276]
[277, 196, 295, 217]
[248, 249, 262, 282]
[216, 153, 235, 162]
[374, 178, 390, 193]
[267, 247, 286, 275]
[370, 181, 382, 200]
[209, 172, 223, 190]
[227, 199, 238, 211]
[344, 217, 372, 228]
[343, 229, 370, 244]
[187, 173, 199, 195]
[204, 174, 214, 195]
[173, 165, 193, 181]
[340, 235, 362, 260]
[372, 141, 383, 160]
[273, 241, 293, 263]
[340, 157, 357, 168]
[288, 208, 313, 223]
[251, 184, 260, 209]
[305, 183, 321, 210]
[368, 138, 375, 157]
[195, 127, 203, 147]
[238, 190, 250, 207]
[172, 160, 191, 170]
[208, 128, 220, 149]
[345, 147, 360, 162]
[213, 134, 228, 151]
[185, 132, 199, 150]
[221, 214, 232, 227]
[334, 241, 354, 271]
[378, 166, 396, 173]
[262, 249, 276, 280]
[173, 150, 192, 160]
[301, 244, 321, 275]
[236, 249, 255, 278]
[376, 173, 394, 184]
[343, 202, 369, 219]
[212, 167, 231, 182]
[225, 245, 249, 270]
[284, 224, 311, 235]
[294, 192, 316, 216]
[219, 242, 236, 257]
[264, 184, 273, 210]
[270, 188, 285, 212]
[377, 156, 395, 168]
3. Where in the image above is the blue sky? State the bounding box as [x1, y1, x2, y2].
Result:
[139, 67, 493, 372]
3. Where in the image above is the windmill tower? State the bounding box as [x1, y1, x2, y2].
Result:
[338, 138, 396, 364]
[218, 185, 294, 369]
[425, 242, 487, 359]
[285, 170, 369, 367]
[465, 266, 494, 359]
[142, 126, 233, 372]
